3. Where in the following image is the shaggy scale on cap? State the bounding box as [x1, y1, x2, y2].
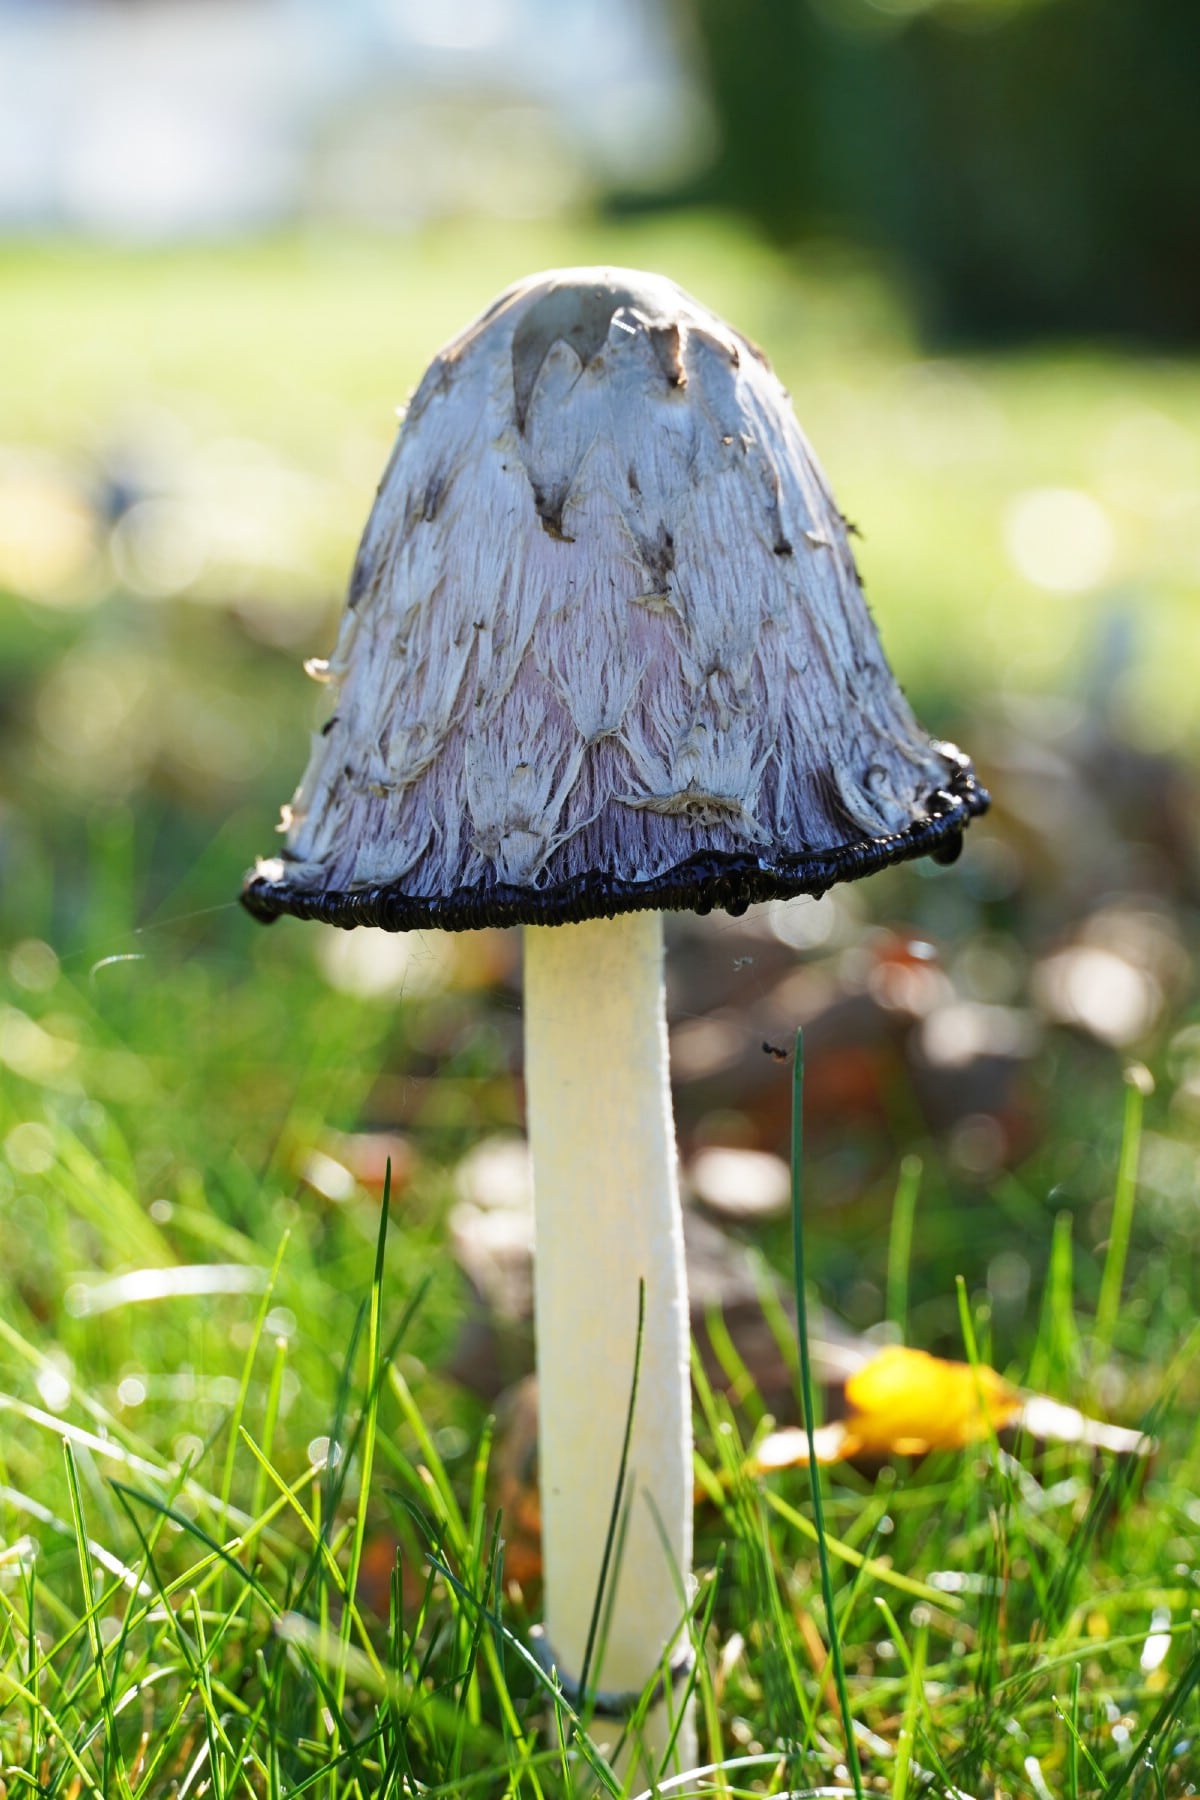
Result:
[243, 267, 988, 931]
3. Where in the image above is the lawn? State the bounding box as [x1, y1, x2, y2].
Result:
[1, 213, 1198, 1797]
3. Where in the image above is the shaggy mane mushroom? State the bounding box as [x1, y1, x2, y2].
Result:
[243, 266, 988, 1778]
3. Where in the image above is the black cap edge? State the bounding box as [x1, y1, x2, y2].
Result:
[241, 747, 989, 934]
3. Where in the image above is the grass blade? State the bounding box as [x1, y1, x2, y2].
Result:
[789, 1029, 865, 1800]
[885, 1154, 921, 1340]
[1094, 1065, 1149, 1360]
[577, 1274, 646, 1708]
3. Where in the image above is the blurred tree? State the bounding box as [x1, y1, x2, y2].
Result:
[652, 0, 1200, 343]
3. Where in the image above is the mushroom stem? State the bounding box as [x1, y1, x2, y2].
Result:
[524, 910, 694, 1770]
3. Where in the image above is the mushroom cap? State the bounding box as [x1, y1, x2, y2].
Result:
[243, 267, 987, 931]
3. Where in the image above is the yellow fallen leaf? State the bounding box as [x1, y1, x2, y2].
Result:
[746, 1345, 1022, 1474]
[748, 1353, 1152, 1477]
[841, 1345, 1021, 1456]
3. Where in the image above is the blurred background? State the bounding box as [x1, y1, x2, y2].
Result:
[2, 0, 1199, 1402]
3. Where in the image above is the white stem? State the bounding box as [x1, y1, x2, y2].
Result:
[524, 911, 694, 1772]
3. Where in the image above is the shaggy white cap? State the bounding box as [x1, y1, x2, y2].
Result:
[244, 267, 986, 930]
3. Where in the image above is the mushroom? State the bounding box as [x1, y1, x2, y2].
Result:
[242, 268, 988, 1774]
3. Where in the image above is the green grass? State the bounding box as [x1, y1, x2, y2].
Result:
[2, 212, 1199, 1793]
[1, 905, 1196, 1795]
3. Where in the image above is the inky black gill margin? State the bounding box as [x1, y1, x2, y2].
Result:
[241, 746, 989, 935]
